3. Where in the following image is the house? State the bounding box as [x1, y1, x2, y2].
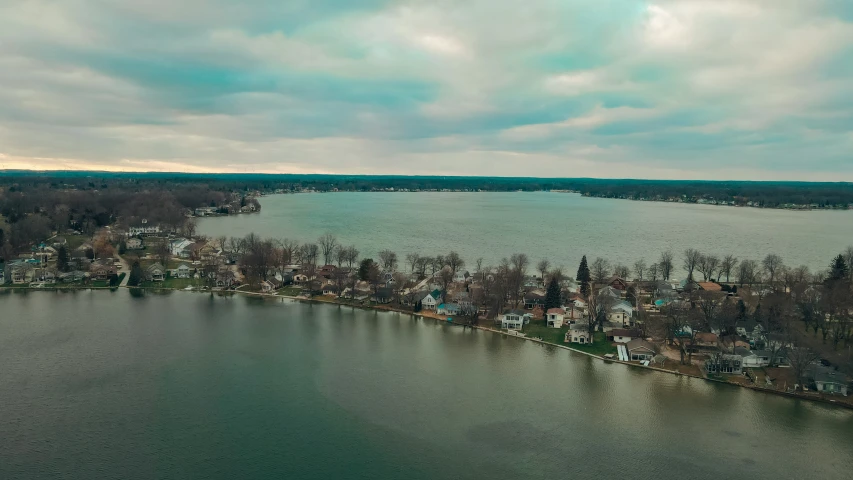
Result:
[546, 308, 565, 328]
[688, 332, 719, 352]
[58, 270, 86, 283]
[293, 273, 309, 284]
[146, 263, 166, 282]
[500, 310, 530, 330]
[735, 347, 772, 368]
[89, 261, 117, 281]
[126, 237, 143, 250]
[8, 262, 35, 284]
[175, 264, 192, 279]
[705, 353, 743, 375]
[401, 290, 429, 307]
[127, 220, 161, 236]
[562, 304, 585, 321]
[605, 276, 628, 291]
[35, 268, 57, 284]
[809, 366, 848, 396]
[371, 287, 394, 304]
[598, 286, 622, 300]
[607, 329, 640, 343]
[450, 291, 474, 310]
[523, 291, 545, 309]
[421, 289, 442, 311]
[626, 339, 656, 362]
[565, 323, 591, 344]
[319, 265, 337, 280]
[215, 270, 237, 288]
[453, 270, 470, 283]
[260, 280, 276, 293]
[697, 282, 722, 292]
[169, 238, 193, 257]
[437, 303, 461, 315]
[607, 301, 634, 325]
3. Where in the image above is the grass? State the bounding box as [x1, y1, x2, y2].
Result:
[279, 286, 302, 296]
[520, 320, 618, 356]
[142, 277, 203, 289]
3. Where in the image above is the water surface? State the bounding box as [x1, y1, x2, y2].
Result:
[199, 192, 853, 274]
[1, 290, 851, 479]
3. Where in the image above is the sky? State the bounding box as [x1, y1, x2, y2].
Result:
[1, 0, 852, 180]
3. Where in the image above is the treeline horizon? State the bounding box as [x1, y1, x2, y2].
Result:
[2, 171, 853, 207]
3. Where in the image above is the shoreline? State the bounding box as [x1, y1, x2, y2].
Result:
[258, 190, 853, 213]
[7, 283, 847, 410]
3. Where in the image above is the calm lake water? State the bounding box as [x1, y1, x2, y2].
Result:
[199, 192, 853, 275]
[1, 290, 852, 479]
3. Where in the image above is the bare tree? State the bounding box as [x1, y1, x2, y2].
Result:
[280, 239, 299, 266]
[697, 254, 720, 281]
[633, 259, 647, 282]
[683, 248, 701, 280]
[438, 269, 454, 302]
[537, 259, 550, 286]
[318, 233, 338, 266]
[334, 244, 347, 268]
[647, 262, 659, 282]
[446, 251, 464, 276]
[762, 253, 784, 287]
[405, 253, 420, 273]
[591, 257, 610, 283]
[844, 246, 853, 283]
[378, 250, 398, 272]
[720, 254, 738, 283]
[664, 301, 698, 365]
[737, 259, 758, 286]
[693, 290, 726, 332]
[613, 264, 630, 279]
[659, 251, 674, 281]
[787, 345, 819, 391]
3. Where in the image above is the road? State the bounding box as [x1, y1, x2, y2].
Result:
[116, 254, 131, 286]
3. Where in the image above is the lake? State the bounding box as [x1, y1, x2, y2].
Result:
[199, 192, 853, 275]
[1, 290, 851, 479]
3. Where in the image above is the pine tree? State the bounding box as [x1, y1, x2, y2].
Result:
[576, 255, 591, 283]
[544, 277, 562, 311]
[577, 255, 591, 297]
[57, 245, 69, 272]
[128, 261, 144, 287]
[828, 254, 849, 283]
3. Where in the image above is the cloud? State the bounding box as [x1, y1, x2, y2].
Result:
[0, 0, 851, 179]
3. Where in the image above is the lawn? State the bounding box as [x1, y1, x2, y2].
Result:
[145, 277, 204, 289]
[521, 320, 617, 356]
[279, 286, 302, 296]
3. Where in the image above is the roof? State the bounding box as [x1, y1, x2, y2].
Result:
[626, 339, 655, 353]
[503, 309, 527, 316]
[147, 263, 165, 272]
[546, 308, 565, 314]
[429, 289, 442, 299]
[697, 282, 722, 292]
[694, 332, 719, 344]
[811, 365, 849, 384]
[609, 329, 639, 338]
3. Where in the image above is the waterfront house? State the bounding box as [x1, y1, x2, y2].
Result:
[566, 323, 591, 344]
[146, 263, 166, 282]
[809, 366, 848, 396]
[500, 310, 530, 330]
[175, 264, 192, 279]
[371, 287, 394, 304]
[437, 303, 461, 316]
[626, 339, 656, 361]
[450, 291, 474, 310]
[607, 329, 640, 343]
[261, 280, 276, 293]
[421, 289, 442, 311]
[8, 262, 35, 284]
[546, 308, 565, 328]
[322, 284, 339, 296]
[705, 353, 743, 375]
[126, 237, 143, 250]
[89, 261, 117, 281]
[735, 347, 772, 368]
[215, 271, 237, 288]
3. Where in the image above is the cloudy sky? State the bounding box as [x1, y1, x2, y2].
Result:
[1, 1, 852, 179]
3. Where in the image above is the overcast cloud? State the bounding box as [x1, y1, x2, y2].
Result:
[1, 0, 852, 179]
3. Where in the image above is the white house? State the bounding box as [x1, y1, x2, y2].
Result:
[546, 308, 565, 328]
[566, 323, 591, 344]
[126, 237, 143, 250]
[421, 290, 442, 311]
[607, 301, 634, 326]
[453, 270, 470, 283]
[128, 220, 161, 236]
[735, 347, 771, 368]
[175, 264, 191, 279]
[500, 310, 530, 330]
[169, 238, 193, 257]
[608, 329, 639, 343]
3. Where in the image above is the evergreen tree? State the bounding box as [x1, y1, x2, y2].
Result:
[128, 261, 144, 286]
[577, 255, 591, 297]
[118, 240, 127, 255]
[576, 255, 591, 283]
[57, 244, 69, 272]
[828, 254, 849, 283]
[544, 277, 562, 311]
[358, 258, 374, 281]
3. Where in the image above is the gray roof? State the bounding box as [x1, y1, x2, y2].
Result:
[811, 366, 848, 384]
[626, 339, 655, 353]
